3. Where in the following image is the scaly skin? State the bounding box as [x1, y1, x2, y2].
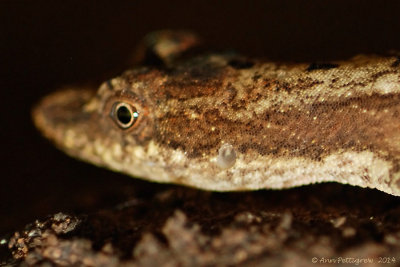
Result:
[33, 32, 400, 195]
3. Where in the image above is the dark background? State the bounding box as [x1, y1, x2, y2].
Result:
[1, 0, 400, 235]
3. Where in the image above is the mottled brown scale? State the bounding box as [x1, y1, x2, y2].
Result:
[306, 62, 339, 71]
[32, 31, 400, 196]
[158, 93, 400, 159]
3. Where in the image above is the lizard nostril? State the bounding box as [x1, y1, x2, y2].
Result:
[112, 102, 139, 129]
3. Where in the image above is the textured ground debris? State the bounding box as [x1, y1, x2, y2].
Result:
[7, 213, 81, 262]
[3, 183, 400, 266]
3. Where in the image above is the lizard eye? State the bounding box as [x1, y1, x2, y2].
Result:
[111, 102, 139, 129]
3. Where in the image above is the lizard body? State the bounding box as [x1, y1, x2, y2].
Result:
[33, 31, 400, 195]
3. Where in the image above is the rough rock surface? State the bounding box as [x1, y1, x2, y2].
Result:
[2, 183, 400, 266]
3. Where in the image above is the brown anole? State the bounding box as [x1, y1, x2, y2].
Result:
[33, 31, 400, 196]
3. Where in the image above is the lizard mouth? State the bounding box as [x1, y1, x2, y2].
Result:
[32, 87, 97, 151]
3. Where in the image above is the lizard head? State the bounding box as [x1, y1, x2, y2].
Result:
[32, 53, 245, 190]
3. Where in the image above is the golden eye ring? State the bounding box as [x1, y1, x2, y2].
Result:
[111, 102, 139, 129]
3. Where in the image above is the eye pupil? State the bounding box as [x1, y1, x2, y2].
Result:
[116, 105, 132, 124]
[112, 102, 138, 129]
